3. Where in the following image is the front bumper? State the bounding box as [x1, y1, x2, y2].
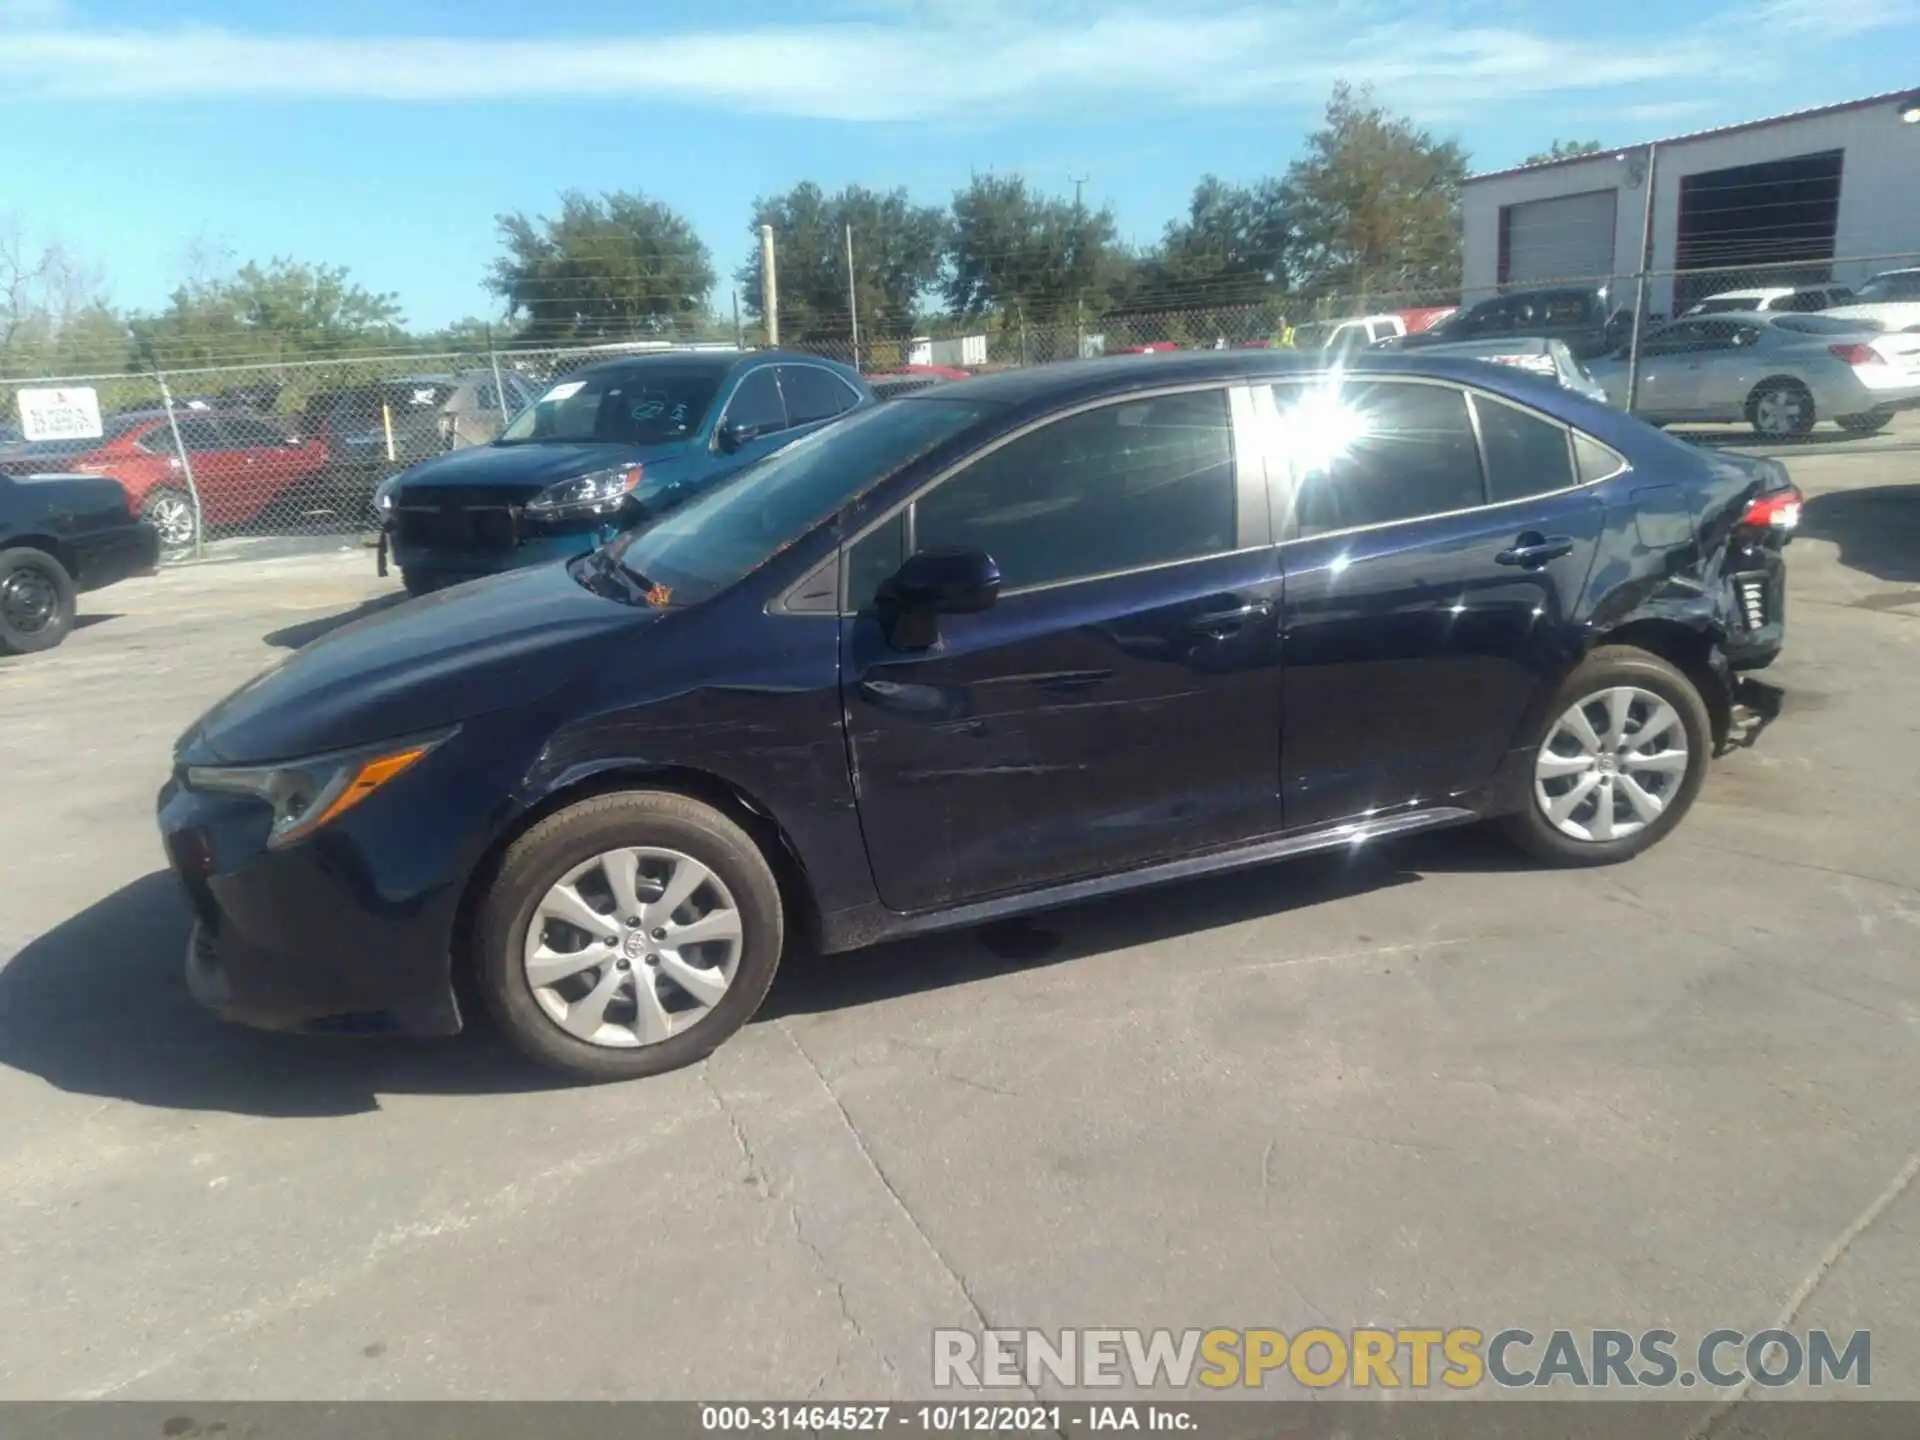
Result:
[379, 526, 612, 584]
[158, 770, 470, 1038]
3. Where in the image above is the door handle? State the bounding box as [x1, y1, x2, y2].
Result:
[1185, 599, 1273, 637]
[1496, 535, 1576, 568]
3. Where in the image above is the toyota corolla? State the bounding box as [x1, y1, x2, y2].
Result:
[161, 352, 1798, 1080]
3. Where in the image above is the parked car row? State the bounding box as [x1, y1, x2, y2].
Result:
[0, 409, 330, 551]
[158, 346, 1804, 1080]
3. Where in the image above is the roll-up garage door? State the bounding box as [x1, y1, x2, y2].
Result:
[1501, 190, 1618, 287]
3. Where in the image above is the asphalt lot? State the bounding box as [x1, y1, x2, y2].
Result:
[1, 419, 1917, 1409]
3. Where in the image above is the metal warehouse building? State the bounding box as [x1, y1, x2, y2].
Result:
[1461, 90, 1920, 319]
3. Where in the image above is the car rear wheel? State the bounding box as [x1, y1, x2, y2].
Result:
[0, 546, 78, 655]
[1500, 646, 1712, 867]
[1836, 411, 1892, 435]
[1746, 379, 1815, 439]
[474, 791, 785, 1080]
[400, 569, 438, 598]
[142, 487, 200, 554]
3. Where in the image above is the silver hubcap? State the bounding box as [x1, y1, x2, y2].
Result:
[1534, 685, 1689, 842]
[148, 495, 196, 547]
[522, 847, 743, 1049]
[1755, 389, 1805, 436]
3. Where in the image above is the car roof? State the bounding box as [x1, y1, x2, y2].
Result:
[1413, 336, 1558, 354]
[570, 348, 853, 385]
[890, 349, 1592, 415]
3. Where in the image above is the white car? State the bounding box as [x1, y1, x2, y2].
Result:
[1588, 310, 1920, 437]
[1684, 284, 1853, 317]
[1292, 314, 1407, 357]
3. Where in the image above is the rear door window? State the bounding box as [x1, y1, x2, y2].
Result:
[218, 415, 291, 449]
[172, 417, 228, 453]
[779, 366, 860, 426]
[1272, 380, 1485, 537]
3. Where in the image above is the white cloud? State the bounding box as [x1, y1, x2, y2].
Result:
[0, 0, 69, 26]
[0, 3, 1899, 120]
[1755, 0, 1910, 36]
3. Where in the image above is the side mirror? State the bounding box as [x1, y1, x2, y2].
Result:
[716, 420, 758, 453]
[887, 547, 1001, 615]
[876, 548, 1000, 649]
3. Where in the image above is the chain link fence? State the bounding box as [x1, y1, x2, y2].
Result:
[4, 252, 1916, 566]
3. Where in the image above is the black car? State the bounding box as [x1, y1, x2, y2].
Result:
[1396, 285, 1634, 361]
[1, 471, 161, 654]
[159, 352, 1798, 1080]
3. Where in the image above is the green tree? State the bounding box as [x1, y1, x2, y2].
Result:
[1282, 83, 1471, 304]
[489, 190, 715, 344]
[1156, 175, 1290, 297]
[130, 258, 405, 369]
[739, 182, 948, 348]
[1524, 139, 1604, 165]
[1, 214, 123, 378]
[945, 173, 1125, 325]
[1119, 174, 1291, 316]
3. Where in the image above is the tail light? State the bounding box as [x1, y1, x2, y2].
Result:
[1830, 343, 1883, 366]
[1741, 486, 1803, 529]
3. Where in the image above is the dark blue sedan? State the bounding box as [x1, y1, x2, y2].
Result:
[374, 348, 873, 594]
[164, 351, 1798, 1080]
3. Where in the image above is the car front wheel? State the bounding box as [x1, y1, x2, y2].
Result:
[1501, 646, 1712, 867]
[474, 791, 786, 1080]
[142, 487, 200, 554]
[1836, 411, 1891, 435]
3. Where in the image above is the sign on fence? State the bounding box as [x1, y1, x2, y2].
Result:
[15, 386, 104, 443]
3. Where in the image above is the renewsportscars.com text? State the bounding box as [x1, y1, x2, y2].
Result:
[932, 1327, 1871, 1391]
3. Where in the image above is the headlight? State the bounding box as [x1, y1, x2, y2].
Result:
[526, 464, 644, 518]
[186, 729, 453, 851]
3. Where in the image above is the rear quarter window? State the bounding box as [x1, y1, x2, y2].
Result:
[1471, 395, 1575, 502]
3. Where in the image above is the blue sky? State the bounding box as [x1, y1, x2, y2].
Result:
[2, 0, 1917, 329]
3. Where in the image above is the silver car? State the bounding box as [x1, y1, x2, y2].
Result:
[1588, 311, 1920, 438]
[1407, 336, 1611, 405]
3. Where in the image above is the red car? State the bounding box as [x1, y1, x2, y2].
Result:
[0, 409, 330, 550]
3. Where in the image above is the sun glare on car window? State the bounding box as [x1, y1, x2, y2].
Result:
[1278, 383, 1374, 473]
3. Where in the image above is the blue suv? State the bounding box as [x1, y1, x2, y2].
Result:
[374, 349, 873, 594]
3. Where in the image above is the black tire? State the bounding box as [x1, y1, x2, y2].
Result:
[0, 546, 78, 655]
[474, 791, 785, 1081]
[141, 486, 200, 554]
[1745, 378, 1815, 439]
[1836, 411, 1892, 435]
[400, 569, 438, 598]
[1499, 645, 1713, 868]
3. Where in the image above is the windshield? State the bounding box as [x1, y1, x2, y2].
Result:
[498, 364, 724, 446]
[604, 397, 989, 604]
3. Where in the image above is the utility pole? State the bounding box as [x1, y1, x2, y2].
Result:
[759, 224, 780, 347]
[1071, 174, 1089, 359]
[845, 223, 861, 371]
[731, 290, 743, 351]
[1625, 142, 1659, 416]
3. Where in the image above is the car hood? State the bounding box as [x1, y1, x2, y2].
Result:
[180, 562, 651, 765]
[393, 439, 699, 491]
